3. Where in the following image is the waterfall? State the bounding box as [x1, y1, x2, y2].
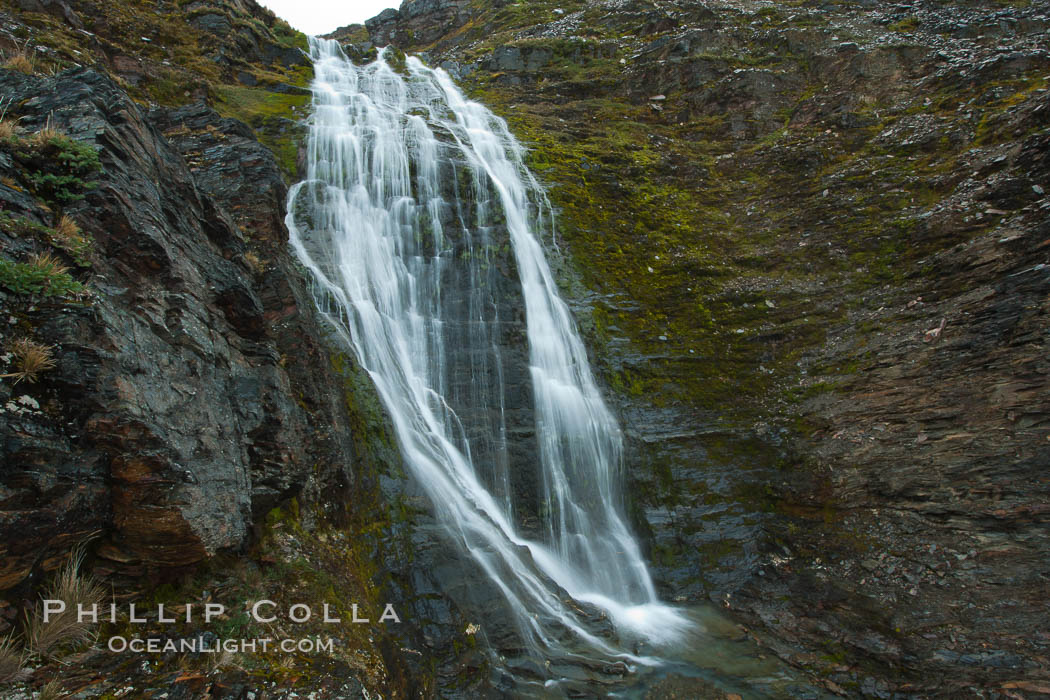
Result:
[286, 38, 688, 672]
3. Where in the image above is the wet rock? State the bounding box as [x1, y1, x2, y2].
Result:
[189, 12, 231, 36]
[485, 45, 553, 72]
[0, 67, 348, 585]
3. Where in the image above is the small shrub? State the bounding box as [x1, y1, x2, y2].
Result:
[0, 634, 23, 682]
[1, 337, 57, 384]
[18, 130, 101, 204]
[0, 254, 88, 298]
[26, 547, 107, 658]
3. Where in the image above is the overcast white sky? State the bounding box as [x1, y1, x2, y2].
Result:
[258, 0, 397, 35]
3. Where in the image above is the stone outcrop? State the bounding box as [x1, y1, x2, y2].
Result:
[0, 65, 342, 589]
[365, 0, 478, 48]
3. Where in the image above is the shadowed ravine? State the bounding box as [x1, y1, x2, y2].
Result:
[285, 39, 814, 697]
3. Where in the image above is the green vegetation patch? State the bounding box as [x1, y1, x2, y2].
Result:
[214, 85, 310, 179]
[0, 255, 87, 298]
[15, 132, 101, 204]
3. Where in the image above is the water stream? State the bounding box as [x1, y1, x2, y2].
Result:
[286, 39, 802, 696]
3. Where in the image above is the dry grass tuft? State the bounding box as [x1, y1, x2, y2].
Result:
[54, 214, 81, 241]
[3, 52, 35, 75]
[30, 124, 63, 148]
[27, 252, 70, 276]
[243, 250, 266, 276]
[25, 547, 106, 658]
[0, 634, 24, 682]
[28, 113, 62, 148]
[0, 118, 17, 141]
[0, 97, 18, 140]
[207, 648, 239, 673]
[50, 214, 93, 264]
[1, 337, 57, 385]
[37, 679, 66, 700]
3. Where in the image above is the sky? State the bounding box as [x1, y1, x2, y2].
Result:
[258, 0, 397, 36]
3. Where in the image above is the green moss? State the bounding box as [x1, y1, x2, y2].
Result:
[272, 20, 309, 52]
[971, 74, 1048, 144]
[383, 47, 409, 75]
[330, 351, 398, 458]
[213, 85, 309, 121]
[213, 85, 309, 179]
[265, 497, 301, 529]
[888, 16, 920, 32]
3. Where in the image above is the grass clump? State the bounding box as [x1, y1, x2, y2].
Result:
[0, 118, 17, 141]
[0, 252, 88, 298]
[0, 634, 23, 682]
[29, 252, 70, 277]
[244, 250, 266, 276]
[36, 680, 66, 700]
[1, 337, 57, 385]
[29, 125, 63, 148]
[0, 213, 93, 268]
[2, 51, 35, 75]
[50, 214, 93, 266]
[0, 98, 18, 141]
[888, 16, 920, 32]
[54, 213, 80, 241]
[25, 546, 107, 658]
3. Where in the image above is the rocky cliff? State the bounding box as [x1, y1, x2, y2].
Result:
[336, 0, 1050, 696]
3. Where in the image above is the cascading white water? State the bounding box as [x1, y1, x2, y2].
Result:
[286, 38, 689, 671]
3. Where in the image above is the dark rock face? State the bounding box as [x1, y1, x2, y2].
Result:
[0, 67, 353, 580]
[366, 0, 478, 48]
[149, 103, 288, 247]
[485, 45, 552, 72]
[189, 12, 232, 36]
